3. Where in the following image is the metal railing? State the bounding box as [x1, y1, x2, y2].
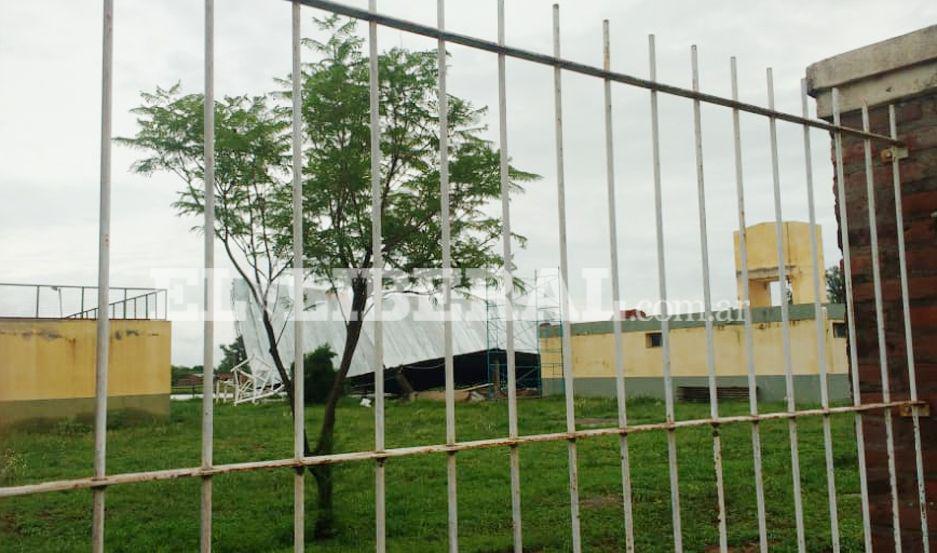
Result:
[1, 2, 929, 553]
[0, 282, 167, 320]
[68, 290, 167, 320]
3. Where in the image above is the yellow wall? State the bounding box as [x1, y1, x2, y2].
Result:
[0, 319, 170, 403]
[540, 318, 847, 380]
[734, 222, 826, 307]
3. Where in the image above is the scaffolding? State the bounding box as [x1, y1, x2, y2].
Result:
[484, 269, 562, 396]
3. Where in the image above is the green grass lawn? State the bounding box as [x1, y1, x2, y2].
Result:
[1, 396, 864, 552]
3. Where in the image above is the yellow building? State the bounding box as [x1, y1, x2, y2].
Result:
[539, 222, 850, 403]
[735, 221, 825, 307]
[0, 318, 171, 427]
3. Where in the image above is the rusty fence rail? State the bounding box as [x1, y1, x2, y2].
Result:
[1, 1, 929, 553]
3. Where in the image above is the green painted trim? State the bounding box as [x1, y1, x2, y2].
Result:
[0, 394, 170, 428]
[539, 303, 846, 338]
[542, 374, 851, 403]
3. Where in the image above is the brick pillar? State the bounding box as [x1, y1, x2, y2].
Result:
[807, 26, 937, 551]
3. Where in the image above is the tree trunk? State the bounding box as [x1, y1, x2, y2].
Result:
[312, 276, 369, 539]
[258, 306, 312, 456]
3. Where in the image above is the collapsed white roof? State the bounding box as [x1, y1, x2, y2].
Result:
[232, 279, 543, 382]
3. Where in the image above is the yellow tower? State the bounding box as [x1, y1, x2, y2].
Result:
[733, 221, 826, 307]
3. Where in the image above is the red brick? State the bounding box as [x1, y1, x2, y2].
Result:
[835, 91, 937, 550]
[905, 247, 937, 272]
[904, 220, 937, 248]
[910, 305, 937, 328]
[899, 102, 924, 124]
[912, 338, 937, 364]
[902, 189, 937, 217]
[906, 125, 937, 151]
[853, 279, 905, 302]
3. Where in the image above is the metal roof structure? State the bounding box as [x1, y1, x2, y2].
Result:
[232, 279, 541, 382]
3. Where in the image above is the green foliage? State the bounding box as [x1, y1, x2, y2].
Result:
[117, 85, 292, 308]
[826, 265, 846, 304]
[118, 16, 536, 310]
[217, 335, 248, 374]
[171, 364, 200, 386]
[298, 344, 337, 405]
[279, 16, 537, 292]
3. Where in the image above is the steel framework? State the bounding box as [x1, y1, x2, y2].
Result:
[1, 1, 930, 553]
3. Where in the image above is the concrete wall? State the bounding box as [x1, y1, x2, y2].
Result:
[539, 304, 849, 402]
[733, 221, 826, 307]
[0, 318, 171, 426]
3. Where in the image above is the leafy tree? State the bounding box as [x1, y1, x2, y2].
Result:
[120, 16, 536, 538]
[117, 85, 309, 449]
[826, 265, 846, 304]
[170, 365, 199, 386]
[287, 17, 535, 537]
[297, 344, 337, 405]
[217, 335, 248, 374]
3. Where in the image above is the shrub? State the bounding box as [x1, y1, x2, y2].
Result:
[299, 344, 336, 405]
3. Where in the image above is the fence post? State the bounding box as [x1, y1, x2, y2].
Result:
[807, 25, 937, 551]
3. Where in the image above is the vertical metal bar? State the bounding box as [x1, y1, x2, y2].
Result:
[729, 57, 768, 553]
[201, 0, 215, 550]
[123, 288, 127, 319]
[602, 20, 634, 553]
[436, 1, 458, 550]
[367, 1, 386, 550]
[766, 67, 806, 553]
[145, 293, 149, 319]
[91, 1, 113, 549]
[134, 297, 138, 318]
[35, 286, 40, 318]
[81, 287, 86, 317]
[648, 33, 683, 552]
[832, 88, 873, 552]
[799, 78, 840, 552]
[861, 103, 902, 551]
[690, 45, 727, 553]
[497, 3, 523, 549]
[551, 6, 582, 551]
[889, 104, 931, 551]
[290, 2, 305, 550]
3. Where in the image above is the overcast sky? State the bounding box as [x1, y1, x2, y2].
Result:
[2, 1, 935, 366]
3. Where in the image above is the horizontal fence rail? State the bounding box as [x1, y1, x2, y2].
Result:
[2, 1, 930, 552]
[0, 400, 921, 499]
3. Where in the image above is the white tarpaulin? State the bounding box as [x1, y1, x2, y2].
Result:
[232, 279, 543, 383]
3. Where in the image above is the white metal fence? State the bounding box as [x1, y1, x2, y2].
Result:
[0, 1, 930, 552]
